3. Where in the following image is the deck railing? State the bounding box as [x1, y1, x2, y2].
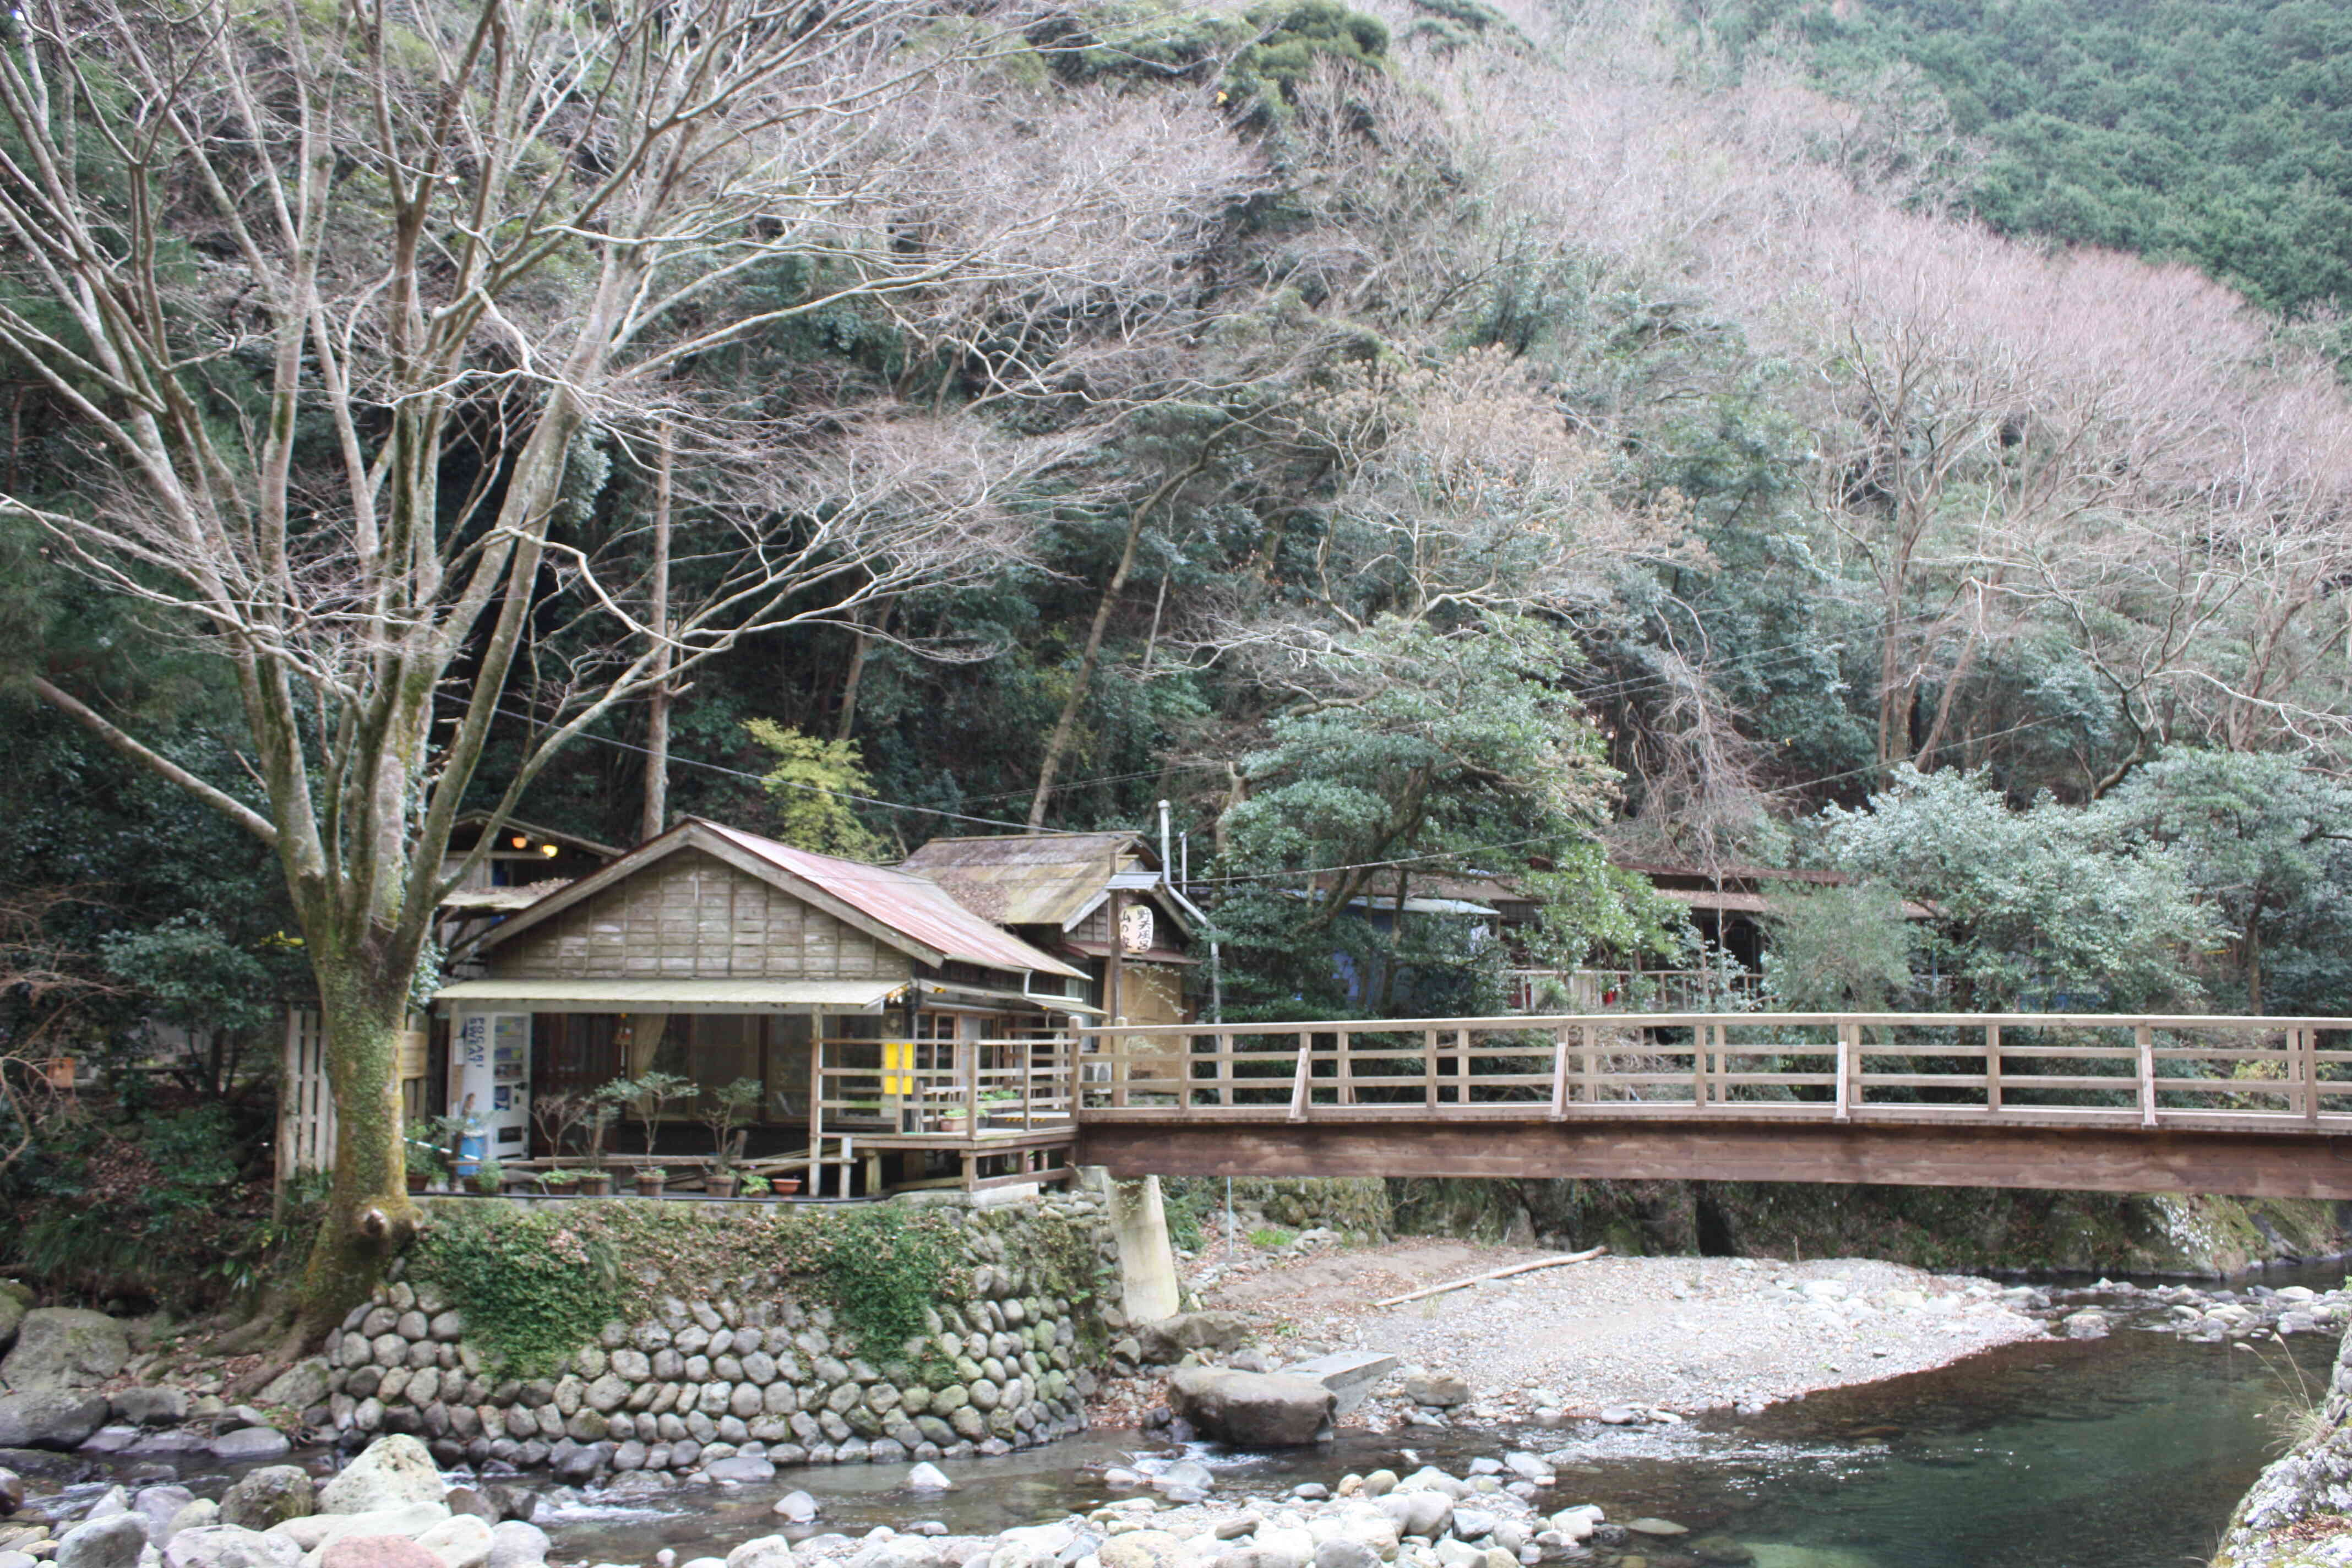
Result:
[1077, 1014, 2352, 1132]
[810, 1032, 1077, 1140]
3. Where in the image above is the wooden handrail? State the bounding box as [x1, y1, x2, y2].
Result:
[1074, 1012, 2352, 1134]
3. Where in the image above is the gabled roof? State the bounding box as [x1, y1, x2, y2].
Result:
[450, 812, 624, 860]
[900, 832, 1172, 930]
[476, 819, 1085, 980]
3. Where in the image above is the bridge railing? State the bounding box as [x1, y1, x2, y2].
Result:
[1076, 1014, 2352, 1131]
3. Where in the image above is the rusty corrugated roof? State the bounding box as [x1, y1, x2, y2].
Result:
[899, 832, 1150, 929]
[698, 821, 1087, 979]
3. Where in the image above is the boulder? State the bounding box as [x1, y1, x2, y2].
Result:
[134, 1488, 198, 1544]
[0, 1390, 112, 1449]
[1400, 1370, 1469, 1409]
[53, 1513, 150, 1568]
[166, 1501, 220, 1548]
[0, 1287, 29, 1355]
[212, 1429, 293, 1462]
[482, 1524, 548, 1568]
[1166, 1368, 1333, 1447]
[0, 1311, 129, 1391]
[0, 1466, 20, 1516]
[317, 1438, 446, 1515]
[259, 1363, 333, 1415]
[701, 1456, 774, 1484]
[723, 1538, 794, 1568]
[317, 1539, 443, 1568]
[1311, 1543, 1380, 1568]
[904, 1463, 953, 1493]
[1375, 1493, 1452, 1542]
[164, 1529, 305, 1568]
[110, 1390, 188, 1428]
[1278, 1354, 1398, 1418]
[411, 1515, 493, 1568]
[1134, 1314, 1251, 1366]
[222, 1470, 317, 1533]
[269, 1505, 452, 1556]
[771, 1492, 818, 1525]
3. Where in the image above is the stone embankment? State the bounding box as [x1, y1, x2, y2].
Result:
[2207, 1295, 2352, 1567]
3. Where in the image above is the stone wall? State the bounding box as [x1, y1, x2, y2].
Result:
[319, 1189, 1123, 1483]
[2211, 1325, 2352, 1566]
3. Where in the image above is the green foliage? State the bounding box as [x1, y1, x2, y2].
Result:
[1760, 882, 1917, 1011]
[744, 720, 886, 860]
[411, 1205, 621, 1378]
[1161, 1184, 1206, 1251]
[1247, 1226, 1294, 1248]
[1820, 766, 2222, 1008]
[811, 1207, 956, 1349]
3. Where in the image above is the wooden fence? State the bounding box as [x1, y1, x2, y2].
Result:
[1076, 1013, 2352, 1133]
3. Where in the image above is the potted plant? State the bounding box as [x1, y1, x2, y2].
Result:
[698, 1077, 760, 1199]
[541, 1168, 581, 1195]
[738, 1173, 771, 1200]
[606, 1071, 695, 1158]
[578, 1167, 614, 1196]
[403, 1140, 447, 1194]
[634, 1166, 667, 1197]
[530, 1090, 590, 1162]
[469, 1158, 504, 1195]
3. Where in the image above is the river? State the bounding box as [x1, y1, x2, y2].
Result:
[534, 1267, 2345, 1568]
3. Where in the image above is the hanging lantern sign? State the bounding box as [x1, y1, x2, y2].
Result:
[1120, 902, 1155, 954]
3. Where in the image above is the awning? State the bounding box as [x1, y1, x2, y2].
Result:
[432, 978, 906, 1015]
[907, 979, 1106, 1017]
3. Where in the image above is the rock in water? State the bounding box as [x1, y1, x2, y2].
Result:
[110, 1389, 188, 1428]
[211, 1428, 292, 1462]
[1099, 1532, 1188, 1568]
[0, 1390, 111, 1450]
[318, 1437, 447, 1515]
[163, 1528, 304, 1568]
[482, 1523, 548, 1568]
[904, 1463, 953, 1493]
[1166, 1368, 1335, 1447]
[53, 1513, 149, 1568]
[0, 1310, 129, 1391]
[723, 1538, 795, 1568]
[1689, 1539, 1754, 1565]
[0, 1465, 21, 1516]
[221, 1469, 316, 1533]
[0, 1285, 28, 1355]
[771, 1492, 818, 1524]
[702, 1457, 775, 1484]
[318, 1539, 443, 1568]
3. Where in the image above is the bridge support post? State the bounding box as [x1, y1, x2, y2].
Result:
[1100, 1170, 1179, 1322]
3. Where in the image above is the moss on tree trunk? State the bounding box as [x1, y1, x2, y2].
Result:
[297, 969, 421, 1334]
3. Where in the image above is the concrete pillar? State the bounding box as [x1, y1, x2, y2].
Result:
[1107, 1173, 1179, 1323]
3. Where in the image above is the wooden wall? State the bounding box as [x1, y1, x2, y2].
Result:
[494, 849, 913, 981]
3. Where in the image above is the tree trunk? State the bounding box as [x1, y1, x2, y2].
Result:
[641, 428, 675, 845]
[1028, 511, 1148, 829]
[835, 599, 894, 742]
[295, 963, 421, 1335]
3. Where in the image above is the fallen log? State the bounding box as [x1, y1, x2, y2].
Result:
[1371, 1245, 1607, 1308]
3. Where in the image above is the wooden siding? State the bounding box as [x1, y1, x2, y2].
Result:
[494, 849, 914, 982]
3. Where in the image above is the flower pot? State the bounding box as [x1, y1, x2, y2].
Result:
[405, 1171, 430, 1195]
[706, 1172, 739, 1199]
[634, 1174, 666, 1197]
[774, 1177, 801, 1196]
[578, 1171, 614, 1196]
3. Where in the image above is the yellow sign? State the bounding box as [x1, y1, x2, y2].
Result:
[883, 1039, 915, 1097]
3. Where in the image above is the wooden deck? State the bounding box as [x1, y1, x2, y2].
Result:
[1069, 1013, 2352, 1199]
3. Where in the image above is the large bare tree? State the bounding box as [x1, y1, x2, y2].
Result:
[0, 0, 1254, 1341]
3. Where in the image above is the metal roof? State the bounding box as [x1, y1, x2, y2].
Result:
[433, 978, 905, 1014]
[699, 822, 1086, 979]
[899, 832, 1166, 929]
[474, 820, 1086, 981]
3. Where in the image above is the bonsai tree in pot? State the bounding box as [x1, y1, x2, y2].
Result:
[540, 1168, 581, 1196]
[699, 1078, 761, 1197]
[634, 1166, 668, 1197]
[402, 1135, 446, 1195]
[469, 1158, 504, 1196]
[608, 1071, 695, 1158]
[530, 1090, 590, 1162]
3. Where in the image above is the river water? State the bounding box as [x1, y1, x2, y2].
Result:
[535, 1267, 2347, 1568]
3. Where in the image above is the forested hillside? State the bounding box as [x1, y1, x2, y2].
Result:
[1705, 0, 2352, 322]
[9, 0, 2352, 1116]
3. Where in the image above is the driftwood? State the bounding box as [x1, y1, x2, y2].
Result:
[1372, 1246, 1607, 1308]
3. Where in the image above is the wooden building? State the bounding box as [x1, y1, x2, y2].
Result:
[430, 819, 1097, 1194]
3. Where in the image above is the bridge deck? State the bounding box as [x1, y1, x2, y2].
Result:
[1071, 1012, 2352, 1199]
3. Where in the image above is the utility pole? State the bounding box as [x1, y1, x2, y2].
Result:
[640, 426, 674, 845]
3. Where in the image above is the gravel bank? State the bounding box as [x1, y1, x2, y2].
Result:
[1179, 1240, 2047, 1418]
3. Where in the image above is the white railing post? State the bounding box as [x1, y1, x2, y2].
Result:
[2137, 1024, 2157, 1128]
[1548, 1027, 1569, 1120]
[1834, 1021, 1854, 1122]
[1289, 1031, 1313, 1121]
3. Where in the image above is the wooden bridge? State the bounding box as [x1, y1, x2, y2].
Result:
[1064, 1013, 2352, 1201]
